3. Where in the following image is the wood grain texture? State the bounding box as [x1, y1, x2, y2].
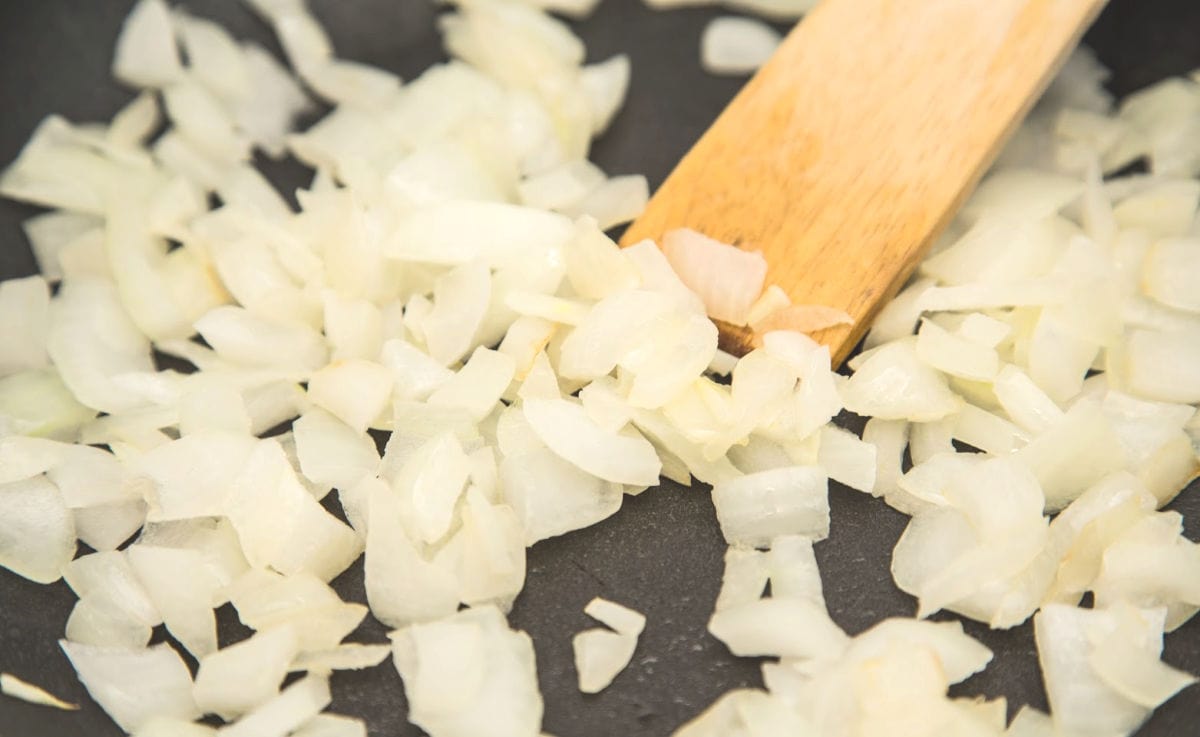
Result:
[621, 0, 1108, 365]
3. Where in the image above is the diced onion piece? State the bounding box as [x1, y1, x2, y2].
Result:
[0, 476, 75, 584]
[584, 597, 646, 637]
[573, 629, 637, 693]
[126, 545, 219, 659]
[661, 228, 767, 325]
[816, 426, 876, 494]
[711, 466, 829, 547]
[113, 0, 183, 88]
[364, 481, 459, 627]
[193, 626, 299, 717]
[292, 643, 391, 674]
[224, 440, 363, 582]
[751, 304, 854, 336]
[700, 16, 782, 76]
[390, 605, 543, 737]
[708, 597, 847, 660]
[499, 448, 622, 545]
[60, 641, 199, 733]
[218, 675, 331, 737]
[306, 359, 394, 434]
[0, 672, 78, 710]
[522, 398, 661, 486]
[0, 275, 50, 375]
[289, 714, 369, 737]
[839, 340, 963, 422]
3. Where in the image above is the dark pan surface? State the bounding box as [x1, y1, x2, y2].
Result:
[1, 1, 1198, 735]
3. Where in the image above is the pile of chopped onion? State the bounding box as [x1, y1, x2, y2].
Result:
[0, 0, 1197, 736]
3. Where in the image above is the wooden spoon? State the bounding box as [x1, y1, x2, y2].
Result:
[620, 0, 1107, 366]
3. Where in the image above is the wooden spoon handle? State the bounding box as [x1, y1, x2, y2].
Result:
[621, 0, 1108, 365]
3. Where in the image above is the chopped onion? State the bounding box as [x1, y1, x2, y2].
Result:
[0, 672, 78, 710]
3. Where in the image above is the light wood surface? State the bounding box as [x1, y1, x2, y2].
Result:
[621, 0, 1108, 365]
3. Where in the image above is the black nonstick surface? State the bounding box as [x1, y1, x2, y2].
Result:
[1, 1, 1198, 735]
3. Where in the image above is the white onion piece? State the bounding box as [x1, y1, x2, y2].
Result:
[390, 605, 543, 737]
[394, 432, 471, 545]
[1005, 706, 1055, 737]
[113, 0, 183, 88]
[226, 569, 366, 652]
[178, 384, 252, 437]
[570, 174, 649, 230]
[1119, 325, 1200, 404]
[127, 545, 219, 659]
[961, 169, 1083, 223]
[563, 217, 639, 301]
[65, 598, 152, 649]
[46, 278, 155, 414]
[63, 551, 161, 628]
[0, 276, 50, 375]
[1092, 513, 1200, 631]
[861, 417, 908, 501]
[1089, 632, 1197, 708]
[864, 277, 936, 348]
[219, 675, 331, 737]
[306, 359, 393, 434]
[193, 625, 298, 717]
[708, 597, 847, 660]
[711, 466, 829, 547]
[422, 260, 492, 366]
[715, 547, 768, 612]
[0, 672, 78, 710]
[765, 535, 824, 606]
[1034, 604, 1175, 736]
[518, 160, 605, 211]
[135, 432, 258, 521]
[173, 10, 251, 103]
[580, 54, 630, 135]
[573, 629, 637, 693]
[661, 228, 767, 325]
[21, 211, 100, 282]
[289, 714, 368, 737]
[523, 398, 661, 486]
[0, 368, 96, 440]
[304, 59, 402, 111]
[1013, 399, 1127, 511]
[133, 718, 217, 737]
[73, 499, 147, 552]
[700, 16, 781, 76]
[915, 318, 1000, 381]
[750, 304, 853, 336]
[428, 348, 515, 421]
[60, 641, 199, 733]
[195, 306, 327, 373]
[839, 340, 963, 422]
[992, 364, 1064, 434]
[380, 339, 454, 402]
[584, 597, 646, 637]
[816, 426, 876, 494]
[163, 80, 250, 163]
[453, 487, 526, 609]
[499, 448, 622, 544]
[292, 408, 380, 493]
[292, 643, 391, 674]
[224, 440, 362, 581]
[0, 476, 75, 583]
[136, 518, 249, 605]
[386, 201, 572, 267]
[846, 618, 992, 685]
[364, 481, 459, 627]
[1112, 179, 1200, 237]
